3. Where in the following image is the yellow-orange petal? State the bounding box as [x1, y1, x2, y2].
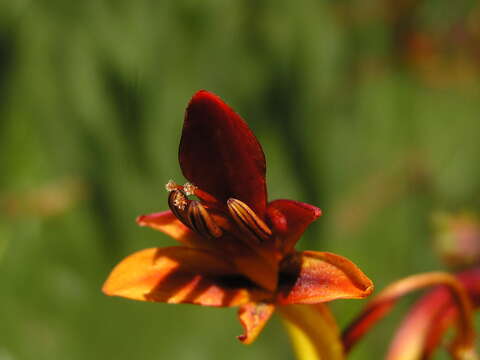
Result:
[102, 246, 270, 307]
[136, 211, 204, 246]
[277, 251, 374, 305]
[237, 302, 275, 344]
[280, 304, 345, 360]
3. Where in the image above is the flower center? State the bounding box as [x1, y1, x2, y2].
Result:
[165, 180, 273, 243]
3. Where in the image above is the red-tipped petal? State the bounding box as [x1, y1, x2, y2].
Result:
[179, 90, 267, 216]
[136, 211, 205, 246]
[102, 247, 270, 307]
[237, 302, 275, 344]
[342, 298, 396, 353]
[267, 199, 322, 254]
[277, 251, 373, 305]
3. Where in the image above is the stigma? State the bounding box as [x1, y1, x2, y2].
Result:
[165, 179, 179, 192]
[165, 180, 197, 198]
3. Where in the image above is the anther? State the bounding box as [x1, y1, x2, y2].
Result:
[183, 182, 197, 196]
[168, 190, 189, 224]
[165, 180, 179, 192]
[187, 200, 223, 238]
[227, 198, 272, 242]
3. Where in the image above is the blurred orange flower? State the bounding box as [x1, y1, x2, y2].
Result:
[386, 268, 480, 360]
[103, 90, 373, 343]
[343, 271, 478, 359]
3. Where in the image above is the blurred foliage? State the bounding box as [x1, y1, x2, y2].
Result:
[1, 0, 480, 359]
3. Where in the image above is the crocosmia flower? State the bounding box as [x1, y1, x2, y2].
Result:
[102, 90, 373, 343]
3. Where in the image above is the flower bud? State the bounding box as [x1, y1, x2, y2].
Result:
[433, 212, 480, 269]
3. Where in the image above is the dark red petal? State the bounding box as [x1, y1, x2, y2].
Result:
[102, 247, 270, 307]
[277, 251, 373, 305]
[267, 200, 322, 254]
[179, 90, 267, 216]
[237, 302, 275, 344]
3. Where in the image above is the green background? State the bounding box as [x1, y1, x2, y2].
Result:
[1, 0, 479, 359]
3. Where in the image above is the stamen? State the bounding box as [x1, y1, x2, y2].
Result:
[165, 180, 179, 192]
[166, 181, 222, 238]
[187, 200, 223, 238]
[183, 182, 197, 196]
[227, 198, 272, 242]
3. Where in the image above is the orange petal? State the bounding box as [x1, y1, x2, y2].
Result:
[103, 246, 270, 307]
[277, 251, 374, 304]
[280, 304, 345, 360]
[137, 212, 279, 291]
[136, 211, 204, 246]
[237, 302, 275, 344]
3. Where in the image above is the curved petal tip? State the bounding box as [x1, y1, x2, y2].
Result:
[277, 251, 374, 305]
[237, 302, 275, 344]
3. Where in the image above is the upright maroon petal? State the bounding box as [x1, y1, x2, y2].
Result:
[179, 90, 267, 216]
[267, 199, 322, 254]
